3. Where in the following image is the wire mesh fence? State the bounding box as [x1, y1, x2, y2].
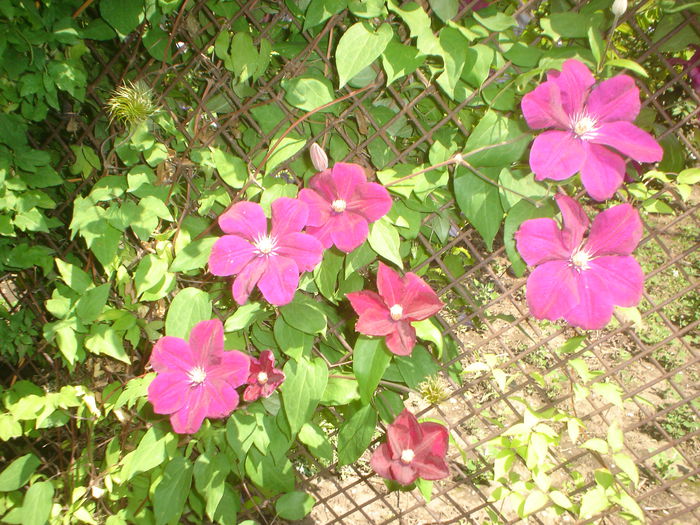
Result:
[3, 0, 699, 523]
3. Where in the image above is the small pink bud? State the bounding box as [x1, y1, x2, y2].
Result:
[310, 142, 328, 171]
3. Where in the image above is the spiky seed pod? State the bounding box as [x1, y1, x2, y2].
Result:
[105, 81, 158, 127]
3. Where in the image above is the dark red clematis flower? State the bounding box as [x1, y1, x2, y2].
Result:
[243, 350, 285, 402]
[346, 263, 444, 356]
[370, 409, 450, 486]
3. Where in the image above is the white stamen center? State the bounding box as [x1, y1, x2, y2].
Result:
[257, 371, 268, 384]
[254, 234, 277, 255]
[331, 199, 347, 213]
[570, 248, 592, 271]
[400, 449, 415, 464]
[188, 366, 207, 385]
[570, 112, 599, 140]
[389, 304, 403, 321]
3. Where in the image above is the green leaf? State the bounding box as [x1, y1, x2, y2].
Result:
[473, 11, 516, 31]
[121, 426, 173, 481]
[134, 254, 169, 297]
[464, 110, 529, 167]
[170, 237, 217, 272]
[281, 357, 328, 435]
[55, 259, 92, 293]
[436, 27, 468, 98]
[461, 44, 494, 88]
[22, 481, 54, 525]
[336, 22, 393, 88]
[229, 32, 259, 82]
[367, 217, 402, 268]
[299, 422, 334, 461]
[193, 452, 231, 522]
[522, 489, 548, 517]
[313, 249, 344, 302]
[280, 294, 327, 334]
[605, 58, 649, 78]
[395, 346, 439, 388]
[165, 287, 212, 339]
[85, 324, 130, 364]
[454, 165, 503, 250]
[381, 41, 425, 86]
[579, 486, 610, 519]
[266, 134, 306, 173]
[275, 491, 316, 520]
[337, 404, 377, 465]
[154, 456, 193, 525]
[210, 147, 248, 189]
[353, 336, 392, 404]
[274, 316, 313, 361]
[429, 0, 458, 22]
[282, 75, 335, 112]
[591, 382, 623, 408]
[613, 452, 639, 487]
[100, 0, 144, 36]
[607, 421, 624, 453]
[76, 283, 110, 323]
[387, 1, 441, 56]
[416, 478, 433, 502]
[304, 0, 348, 30]
[677, 167, 700, 184]
[225, 302, 266, 332]
[0, 454, 41, 492]
[581, 437, 608, 454]
[412, 318, 444, 357]
[244, 449, 294, 495]
[549, 490, 574, 510]
[320, 376, 361, 405]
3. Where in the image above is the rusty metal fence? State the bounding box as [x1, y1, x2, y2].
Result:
[2, 0, 699, 523]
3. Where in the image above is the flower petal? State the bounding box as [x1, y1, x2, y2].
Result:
[276, 232, 324, 272]
[401, 273, 444, 321]
[298, 188, 331, 227]
[347, 182, 393, 223]
[308, 171, 336, 202]
[208, 350, 251, 388]
[515, 218, 569, 266]
[330, 163, 367, 201]
[412, 454, 450, 481]
[586, 75, 641, 123]
[387, 410, 422, 454]
[148, 372, 188, 414]
[209, 235, 256, 276]
[377, 262, 405, 307]
[389, 462, 419, 485]
[370, 442, 394, 480]
[150, 336, 195, 373]
[585, 203, 643, 256]
[529, 130, 585, 182]
[384, 321, 417, 356]
[347, 290, 386, 316]
[521, 81, 570, 129]
[304, 222, 334, 249]
[555, 194, 589, 251]
[170, 387, 207, 434]
[256, 256, 300, 306]
[188, 319, 224, 365]
[579, 143, 626, 201]
[232, 258, 267, 305]
[330, 212, 369, 253]
[356, 308, 395, 336]
[546, 59, 595, 116]
[270, 197, 309, 237]
[419, 422, 449, 458]
[218, 201, 267, 239]
[243, 384, 263, 403]
[526, 260, 580, 321]
[561, 270, 614, 330]
[589, 256, 644, 307]
[204, 380, 240, 418]
[590, 121, 663, 163]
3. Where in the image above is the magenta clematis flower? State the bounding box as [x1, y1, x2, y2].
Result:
[208, 197, 324, 306]
[370, 409, 450, 486]
[521, 59, 663, 201]
[242, 350, 285, 403]
[147, 319, 250, 434]
[298, 163, 393, 253]
[346, 263, 444, 356]
[515, 194, 644, 330]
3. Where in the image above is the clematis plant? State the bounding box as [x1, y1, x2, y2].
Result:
[208, 197, 324, 306]
[515, 194, 644, 330]
[370, 409, 450, 486]
[243, 350, 285, 402]
[147, 319, 250, 434]
[346, 263, 444, 355]
[298, 162, 393, 253]
[521, 59, 663, 201]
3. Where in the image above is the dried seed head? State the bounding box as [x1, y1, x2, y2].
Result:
[106, 80, 158, 127]
[418, 375, 450, 405]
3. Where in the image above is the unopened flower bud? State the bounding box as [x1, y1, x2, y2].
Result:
[611, 0, 627, 16]
[309, 142, 328, 171]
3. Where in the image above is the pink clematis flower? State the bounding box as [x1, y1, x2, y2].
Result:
[147, 319, 250, 434]
[370, 409, 450, 486]
[208, 197, 324, 306]
[346, 263, 444, 356]
[521, 59, 663, 201]
[515, 194, 644, 330]
[243, 350, 285, 403]
[298, 163, 393, 253]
